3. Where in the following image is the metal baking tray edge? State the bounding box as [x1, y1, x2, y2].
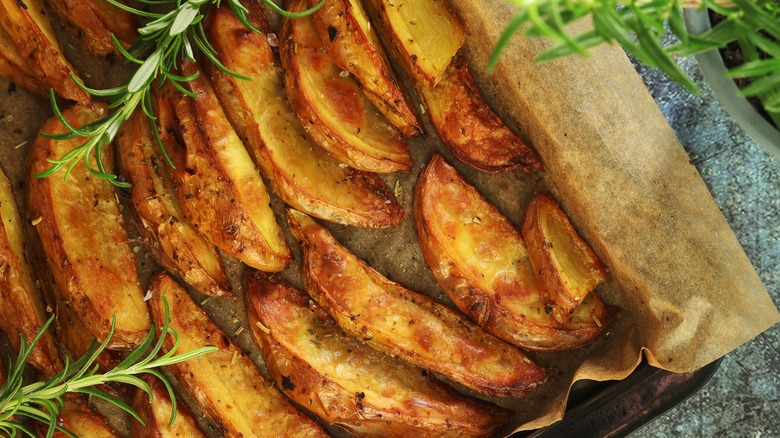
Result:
[518, 358, 722, 438]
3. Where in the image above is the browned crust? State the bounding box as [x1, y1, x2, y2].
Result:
[414, 155, 614, 351]
[287, 208, 549, 398]
[116, 109, 231, 295]
[46, 0, 137, 56]
[146, 272, 329, 438]
[0, 0, 89, 103]
[280, 0, 411, 173]
[246, 271, 510, 437]
[310, 0, 422, 137]
[203, 4, 404, 229]
[26, 105, 150, 349]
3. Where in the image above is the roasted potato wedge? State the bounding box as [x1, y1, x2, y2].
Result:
[116, 109, 230, 296]
[523, 192, 608, 323]
[26, 105, 150, 349]
[131, 375, 206, 438]
[414, 155, 615, 351]
[155, 62, 290, 272]
[287, 209, 548, 398]
[362, 0, 464, 87]
[204, 4, 403, 229]
[147, 272, 329, 437]
[281, 0, 412, 173]
[0, 167, 60, 376]
[0, 0, 89, 104]
[46, 0, 137, 56]
[417, 55, 542, 173]
[36, 394, 120, 438]
[246, 271, 510, 438]
[310, 0, 422, 137]
[0, 23, 49, 96]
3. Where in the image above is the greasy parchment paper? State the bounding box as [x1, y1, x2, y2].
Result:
[0, 0, 778, 435]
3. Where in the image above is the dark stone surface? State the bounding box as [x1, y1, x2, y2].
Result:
[630, 49, 780, 437]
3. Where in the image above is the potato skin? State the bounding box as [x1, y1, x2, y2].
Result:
[287, 208, 549, 398]
[155, 62, 290, 272]
[0, 24, 49, 96]
[46, 0, 137, 56]
[417, 55, 542, 174]
[0, 167, 60, 376]
[26, 105, 150, 350]
[281, 0, 412, 173]
[523, 193, 608, 323]
[0, 0, 89, 103]
[204, 4, 403, 229]
[116, 109, 230, 296]
[246, 271, 510, 438]
[146, 272, 329, 438]
[130, 375, 206, 438]
[310, 0, 422, 137]
[414, 155, 614, 352]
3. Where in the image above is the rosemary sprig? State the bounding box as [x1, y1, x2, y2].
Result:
[38, 0, 323, 187]
[0, 299, 216, 437]
[488, 0, 780, 124]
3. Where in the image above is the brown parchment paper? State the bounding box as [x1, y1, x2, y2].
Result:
[0, 0, 779, 435]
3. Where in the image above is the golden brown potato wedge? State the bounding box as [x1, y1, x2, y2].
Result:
[281, 0, 412, 173]
[523, 193, 608, 323]
[362, 0, 464, 87]
[204, 4, 403, 229]
[0, 167, 60, 376]
[26, 105, 150, 349]
[0, 0, 89, 104]
[131, 375, 206, 438]
[414, 155, 615, 351]
[246, 271, 510, 438]
[155, 62, 290, 272]
[116, 109, 230, 296]
[287, 208, 548, 398]
[417, 55, 542, 173]
[35, 394, 120, 438]
[46, 0, 137, 56]
[0, 23, 49, 96]
[146, 272, 329, 438]
[310, 0, 422, 137]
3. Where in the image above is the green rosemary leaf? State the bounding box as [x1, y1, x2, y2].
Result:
[739, 72, 780, 97]
[117, 325, 157, 370]
[537, 29, 607, 63]
[129, 50, 164, 93]
[77, 388, 147, 425]
[726, 59, 780, 78]
[170, 1, 203, 36]
[265, 0, 324, 19]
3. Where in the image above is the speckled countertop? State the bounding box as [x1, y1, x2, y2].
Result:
[630, 51, 780, 436]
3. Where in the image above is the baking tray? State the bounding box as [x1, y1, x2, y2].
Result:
[521, 358, 722, 437]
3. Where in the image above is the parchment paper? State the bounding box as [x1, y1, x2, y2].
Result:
[0, 0, 778, 435]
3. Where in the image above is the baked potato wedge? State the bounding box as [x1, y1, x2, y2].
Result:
[204, 4, 403, 229]
[523, 192, 608, 323]
[246, 271, 510, 438]
[362, 0, 464, 87]
[0, 167, 60, 376]
[131, 375, 206, 438]
[26, 105, 150, 349]
[414, 155, 615, 351]
[0, 23, 49, 96]
[155, 62, 290, 272]
[147, 272, 329, 437]
[35, 394, 120, 438]
[417, 55, 542, 173]
[310, 0, 422, 137]
[116, 109, 230, 296]
[0, 0, 89, 104]
[47, 0, 137, 56]
[287, 208, 548, 398]
[281, 0, 412, 173]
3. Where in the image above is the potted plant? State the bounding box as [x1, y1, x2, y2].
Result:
[488, 0, 780, 158]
